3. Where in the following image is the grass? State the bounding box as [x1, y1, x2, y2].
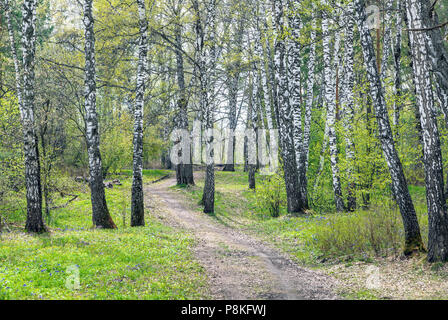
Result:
[0, 169, 207, 300]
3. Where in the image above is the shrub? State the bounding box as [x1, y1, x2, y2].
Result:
[255, 173, 286, 218]
[309, 200, 428, 261]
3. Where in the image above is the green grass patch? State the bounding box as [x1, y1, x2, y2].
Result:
[0, 170, 207, 300]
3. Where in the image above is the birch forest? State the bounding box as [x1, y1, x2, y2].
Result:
[1, 0, 448, 301]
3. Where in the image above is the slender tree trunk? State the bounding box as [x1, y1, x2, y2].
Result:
[194, 0, 215, 214]
[405, 0, 448, 262]
[392, 0, 403, 132]
[174, 16, 194, 185]
[263, 1, 279, 130]
[341, 3, 356, 211]
[248, 69, 257, 190]
[83, 0, 116, 229]
[354, 0, 424, 255]
[303, 15, 316, 172]
[287, 1, 308, 209]
[322, 8, 345, 212]
[39, 101, 51, 222]
[131, 0, 148, 227]
[257, 10, 274, 131]
[380, 0, 393, 80]
[7, 0, 46, 233]
[272, 0, 303, 214]
[421, 3, 448, 198]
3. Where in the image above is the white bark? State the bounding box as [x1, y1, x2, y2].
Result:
[405, 0, 448, 262]
[131, 0, 148, 226]
[322, 6, 344, 212]
[83, 0, 115, 229]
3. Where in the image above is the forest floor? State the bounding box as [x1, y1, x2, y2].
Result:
[147, 175, 338, 300]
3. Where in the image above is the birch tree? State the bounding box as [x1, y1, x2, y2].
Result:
[4, 0, 46, 233]
[272, 0, 304, 214]
[288, 0, 308, 209]
[193, 0, 216, 213]
[130, 0, 148, 227]
[354, 0, 424, 255]
[341, 3, 356, 211]
[303, 15, 316, 172]
[322, 7, 344, 212]
[248, 67, 258, 190]
[257, 3, 274, 132]
[421, 1, 448, 196]
[83, 0, 116, 229]
[405, 0, 448, 262]
[392, 0, 403, 130]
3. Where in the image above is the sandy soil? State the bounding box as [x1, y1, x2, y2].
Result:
[145, 175, 339, 300]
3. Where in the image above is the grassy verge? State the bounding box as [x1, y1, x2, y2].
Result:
[0, 169, 207, 300]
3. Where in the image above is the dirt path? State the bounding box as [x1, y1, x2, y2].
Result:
[145, 175, 339, 300]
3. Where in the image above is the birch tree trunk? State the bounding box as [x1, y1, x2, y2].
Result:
[354, 0, 424, 255]
[11, 0, 46, 232]
[272, 0, 303, 214]
[83, 0, 116, 229]
[248, 68, 258, 190]
[174, 10, 195, 185]
[257, 9, 274, 132]
[131, 0, 148, 227]
[424, 8, 448, 127]
[392, 0, 403, 130]
[263, 1, 279, 129]
[405, 0, 448, 262]
[287, 1, 308, 209]
[380, 0, 393, 81]
[322, 8, 345, 212]
[421, 3, 448, 198]
[194, 0, 216, 214]
[303, 16, 316, 172]
[341, 3, 356, 211]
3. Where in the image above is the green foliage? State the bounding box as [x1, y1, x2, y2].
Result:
[254, 172, 286, 218]
[101, 112, 133, 176]
[143, 124, 167, 165]
[311, 206, 402, 260]
[0, 92, 25, 225]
